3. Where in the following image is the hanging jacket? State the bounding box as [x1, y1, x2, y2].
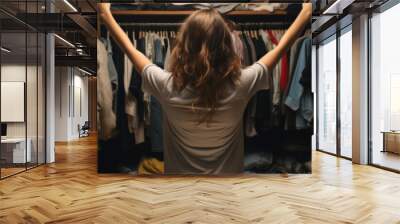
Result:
[283, 36, 308, 130]
[285, 38, 311, 111]
[97, 38, 117, 140]
[284, 38, 313, 129]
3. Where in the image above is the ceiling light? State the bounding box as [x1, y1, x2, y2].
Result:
[323, 0, 341, 14]
[78, 67, 93, 76]
[63, 0, 78, 12]
[323, 0, 354, 15]
[54, 34, 75, 48]
[1, 47, 11, 53]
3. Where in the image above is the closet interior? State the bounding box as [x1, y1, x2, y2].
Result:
[97, 3, 312, 174]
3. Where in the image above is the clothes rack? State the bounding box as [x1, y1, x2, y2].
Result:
[118, 22, 291, 30]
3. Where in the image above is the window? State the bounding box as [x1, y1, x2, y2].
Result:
[370, 3, 400, 171]
[317, 36, 337, 154]
[339, 27, 352, 158]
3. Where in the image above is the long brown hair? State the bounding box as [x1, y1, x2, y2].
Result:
[169, 9, 241, 122]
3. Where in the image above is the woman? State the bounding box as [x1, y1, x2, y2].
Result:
[98, 3, 312, 174]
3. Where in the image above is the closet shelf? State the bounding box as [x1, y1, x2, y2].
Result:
[111, 10, 287, 16]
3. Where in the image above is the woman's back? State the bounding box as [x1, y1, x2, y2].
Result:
[142, 62, 269, 174]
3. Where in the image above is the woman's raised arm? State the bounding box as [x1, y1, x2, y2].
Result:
[258, 3, 312, 70]
[98, 3, 151, 74]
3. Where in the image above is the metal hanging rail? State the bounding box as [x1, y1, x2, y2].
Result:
[111, 10, 287, 16]
[118, 22, 291, 30]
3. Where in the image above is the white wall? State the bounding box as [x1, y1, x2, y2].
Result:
[55, 66, 69, 141]
[55, 66, 89, 141]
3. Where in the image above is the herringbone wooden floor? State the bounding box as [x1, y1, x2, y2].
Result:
[1, 135, 400, 224]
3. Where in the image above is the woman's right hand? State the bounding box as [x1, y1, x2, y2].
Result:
[302, 3, 313, 16]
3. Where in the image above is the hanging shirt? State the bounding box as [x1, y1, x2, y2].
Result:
[141, 62, 270, 174]
[150, 34, 165, 153]
[267, 30, 288, 92]
[243, 33, 258, 138]
[283, 36, 307, 130]
[284, 38, 313, 130]
[231, 31, 244, 63]
[285, 38, 311, 111]
[164, 37, 172, 71]
[263, 30, 281, 106]
[240, 33, 251, 66]
[126, 32, 145, 144]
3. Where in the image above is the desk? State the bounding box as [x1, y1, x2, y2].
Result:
[382, 131, 400, 154]
[1, 138, 31, 163]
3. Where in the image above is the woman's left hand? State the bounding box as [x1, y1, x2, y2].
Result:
[98, 3, 111, 15]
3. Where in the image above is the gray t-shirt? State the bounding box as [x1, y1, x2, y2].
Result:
[142, 62, 269, 174]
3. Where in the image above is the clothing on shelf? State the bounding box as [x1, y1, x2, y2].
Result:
[236, 3, 289, 12]
[172, 3, 241, 14]
[138, 157, 164, 175]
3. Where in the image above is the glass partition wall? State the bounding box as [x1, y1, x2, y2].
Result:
[0, 1, 46, 179]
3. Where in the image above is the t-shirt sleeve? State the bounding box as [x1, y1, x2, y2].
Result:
[240, 62, 270, 98]
[141, 64, 170, 100]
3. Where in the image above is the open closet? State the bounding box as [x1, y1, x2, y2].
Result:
[97, 3, 312, 174]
